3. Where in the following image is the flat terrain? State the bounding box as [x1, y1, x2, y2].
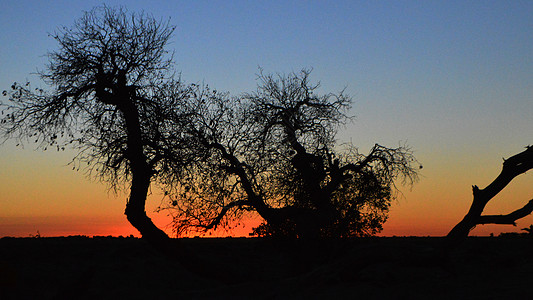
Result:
[1, 236, 533, 299]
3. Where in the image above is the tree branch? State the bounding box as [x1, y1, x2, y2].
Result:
[479, 146, 533, 202]
[478, 199, 533, 225]
[204, 200, 250, 230]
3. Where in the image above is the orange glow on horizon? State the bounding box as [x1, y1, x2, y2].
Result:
[4, 210, 532, 238]
[2, 144, 533, 238]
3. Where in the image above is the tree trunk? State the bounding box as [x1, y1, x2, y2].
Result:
[125, 169, 170, 244]
[120, 97, 170, 244]
[446, 186, 491, 248]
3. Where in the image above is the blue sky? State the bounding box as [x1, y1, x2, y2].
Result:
[1, 1, 532, 236]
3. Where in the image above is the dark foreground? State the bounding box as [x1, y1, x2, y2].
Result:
[1, 236, 533, 299]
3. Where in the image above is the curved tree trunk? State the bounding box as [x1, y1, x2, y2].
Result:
[120, 98, 170, 244]
[125, 170, 170, 244]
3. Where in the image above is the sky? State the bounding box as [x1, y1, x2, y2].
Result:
[1, 0, 532, 237]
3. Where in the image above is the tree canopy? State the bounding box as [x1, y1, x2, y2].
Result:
[1, 6, 193, 243]
[166, 69, 421, 238]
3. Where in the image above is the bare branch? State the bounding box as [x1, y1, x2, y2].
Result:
[478, 199, 533, 225]
[203, 200, 251, 230]
[447, 146, 533, 245]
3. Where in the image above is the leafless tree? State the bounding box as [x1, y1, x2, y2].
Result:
[1, 6, 195, 245]
[447, 146, 533, 247]
[166, 69, 421, 238]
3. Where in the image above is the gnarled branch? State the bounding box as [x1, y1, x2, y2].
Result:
[447, 146, 533, 245]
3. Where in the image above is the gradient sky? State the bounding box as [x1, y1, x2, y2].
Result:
[1, 1, 532, 237]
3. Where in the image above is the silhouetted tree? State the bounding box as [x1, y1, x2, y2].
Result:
[447, 146, 533, 247]
[166, 69, 421, 238]
[0, 6, 194, 245]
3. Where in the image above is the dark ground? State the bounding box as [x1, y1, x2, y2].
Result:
[1, 236, 533, 299]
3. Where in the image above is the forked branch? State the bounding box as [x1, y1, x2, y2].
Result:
[447, 146, 533, 245]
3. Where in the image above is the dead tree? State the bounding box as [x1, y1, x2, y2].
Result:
[447, 146, 533, 246]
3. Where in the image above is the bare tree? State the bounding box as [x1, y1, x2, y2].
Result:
[166, 69, 421, 238]
[0, 6, 194, 245]
[447, 146, 533, 246]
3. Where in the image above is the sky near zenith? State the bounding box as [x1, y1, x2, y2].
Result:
[1, 0, 532, 237]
